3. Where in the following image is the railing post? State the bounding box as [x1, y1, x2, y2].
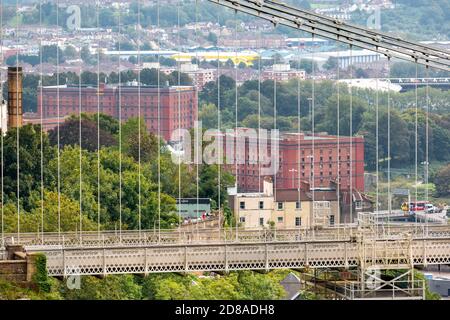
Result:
[265, 243, 269, 271]
[423, 239, 427, 267]
[144, 247, 148, 276]
[103, 248, 107, 277]
[344, 242, 348, 269]
[184, 246, 188, 272]
[224, 245, 228, 272]
[62, 249, 66, 279]
[304, 243, 308, 266]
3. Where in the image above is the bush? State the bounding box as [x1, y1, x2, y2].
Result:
[32, 254, 51, 293]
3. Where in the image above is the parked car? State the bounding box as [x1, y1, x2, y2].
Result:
[425, 203, 439, 213]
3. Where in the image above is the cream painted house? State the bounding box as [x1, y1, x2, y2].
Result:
[229, 180, 340, 229]
[228, 179, 274, 228]
[272, 189, 312, 228]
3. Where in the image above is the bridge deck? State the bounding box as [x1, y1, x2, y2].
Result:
[2, 224, 450, 276]
[20, 236, 450, 276]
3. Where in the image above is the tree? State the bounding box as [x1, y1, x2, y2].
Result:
[317, 94, 368, 136]
[80, 46, 95, 65]
[121, 117, 158, 163]
[199, 164, 235, 210]
[432, 164, 450, 197]
[355, 68, 369, 78]
[61, 275, 142, 300]
[290, 59, 318, 74]
[168, 71, 193, 86]
[1, 125, 56, 211]
[81, 71, 105, 86]
[199, 103, 218, 129]
[140, 68, 169, 86]
[323, 57, 338, 71]
[359, 107, 410, 169]
[225, 59, 235, 68]
[238, 62, 247, 69]
[1, 190, 97, 233]
[236, 271, 286, 299]
[78, 113, 120, 136]
[207, 32, 218, 45]
[64, 45, 78, 59]
[48, 118, 117, 152]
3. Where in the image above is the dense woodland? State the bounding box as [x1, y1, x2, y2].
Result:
[0, 114, 235, 233]
[0, 268, 298, 300]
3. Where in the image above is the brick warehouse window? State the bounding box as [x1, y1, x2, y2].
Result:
[329, 215, 335, 225]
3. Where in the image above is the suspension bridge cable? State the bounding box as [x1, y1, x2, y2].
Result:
[0, 0, 3, 243]
[157, 0, 161, 241]
[118, 4, 122, 240]
[273, 24, 277, 231]
[415, 61, 419, 228]
[177, 0, 181, 235]
[258, 26, 262, 230]
[311, 33, 315, 229]
[296, 29, 302, 233]
[96, 0, 101, 236]
[336, 45, 340, 229]
[195, 0, 199, 238]
[375, 57, 379, 235]
[387, 56, 391, 235]
[56, 0, 61, 239]
[234, 11, 238, 241]
[78, 29, 82, 240]
[15, 0, 20, 242]
[216, 11, 221, 240]
[39, 0, 43, 240]
[425, 65, 430, 236]
[138, 0, 142, 237]
[349, 44, 353, 225]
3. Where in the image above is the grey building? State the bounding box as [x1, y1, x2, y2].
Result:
[280, 272, 302, 300]
[176, 198, 211, 219]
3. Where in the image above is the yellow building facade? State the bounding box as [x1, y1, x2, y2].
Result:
[229, 181, 340, 229]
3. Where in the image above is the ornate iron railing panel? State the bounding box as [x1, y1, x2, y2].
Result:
[27, 237, 450, 276]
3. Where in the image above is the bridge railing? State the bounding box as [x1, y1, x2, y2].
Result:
[2, 223, 450, 250]
[1, 227, 360, 248]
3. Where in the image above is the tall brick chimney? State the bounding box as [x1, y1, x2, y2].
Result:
[7, 66, 23, 129]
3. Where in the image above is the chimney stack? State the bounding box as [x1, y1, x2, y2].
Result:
[7, 66, 23, 129]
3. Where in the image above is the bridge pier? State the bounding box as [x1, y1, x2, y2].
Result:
[0, 245, 41, 285]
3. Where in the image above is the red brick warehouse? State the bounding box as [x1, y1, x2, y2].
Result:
[37, 83, 198, 141]
[225, 131, 365, 193]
